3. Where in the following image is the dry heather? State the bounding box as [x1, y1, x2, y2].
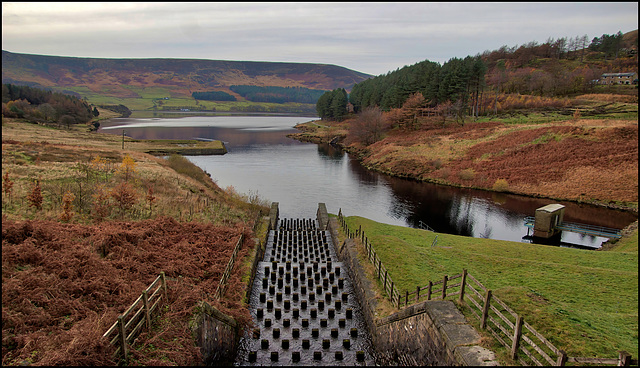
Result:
[358, 121, 637, 205]
[2, 217, 254, 366]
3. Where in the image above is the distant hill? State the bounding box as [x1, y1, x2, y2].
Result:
[1, 50, 372, 105]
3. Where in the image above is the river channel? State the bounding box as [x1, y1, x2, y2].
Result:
[99, 114, 637, 249]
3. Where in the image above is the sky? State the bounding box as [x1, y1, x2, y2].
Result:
[2, 2, 638, 76]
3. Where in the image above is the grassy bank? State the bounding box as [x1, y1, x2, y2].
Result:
[338, 214, 638, 361]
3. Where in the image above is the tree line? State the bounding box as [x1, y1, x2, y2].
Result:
[2, 84, 97, 127]
[316, 56, 487, 121]
[315, 88, 349, 120]
[317, 30, 636, 122]
[229, 85, 328, 104]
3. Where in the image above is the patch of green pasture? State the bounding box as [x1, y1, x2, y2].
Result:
[120, 85, 173, 99]
[341, 215, 638, 358]
[609, 229, 638, 253]
[475, 112, 572, 125]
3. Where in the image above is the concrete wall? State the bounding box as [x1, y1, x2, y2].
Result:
[327, 215, 497, 366]
[269, 202, 279, 230]
[316, 202, 329, 230]
[375, 300, 497, 366]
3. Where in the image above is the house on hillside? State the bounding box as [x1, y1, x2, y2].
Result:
[346, 102, 354, 113]
[599, 72, 638, 85]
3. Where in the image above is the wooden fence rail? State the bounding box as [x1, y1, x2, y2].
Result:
[403, 270, 637, 366]
[103, 272, 168, 365]
[338, 211, 637, 366]
[214, 232, 245, 299]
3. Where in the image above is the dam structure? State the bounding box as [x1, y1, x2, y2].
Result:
[235, 203, 376, 365]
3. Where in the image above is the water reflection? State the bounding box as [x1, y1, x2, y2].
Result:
[98, 116, 637, 249]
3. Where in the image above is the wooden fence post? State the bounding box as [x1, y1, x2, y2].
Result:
[142, 290, 151, 330]
[441, 275, 448, 299]
[160, 272, 167, 301]
[427, 281, 432, 300]
[405, 290, 409, 307]
[459, 269, 467, 303]
[481, 290, 492, 329]
[510, 315, 524, 360]
[556, 350, 567, 366]
[377, 258, 382, 279]
[117, 316, 128, 365]
[383, 270, 388, 292]
[390, 281, 395, 306]
[416, 285, 420, 303]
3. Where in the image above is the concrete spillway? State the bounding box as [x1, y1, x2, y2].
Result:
[235, 217, 376, 365]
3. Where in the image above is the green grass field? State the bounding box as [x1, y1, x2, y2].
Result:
[340, 215, 638, 359]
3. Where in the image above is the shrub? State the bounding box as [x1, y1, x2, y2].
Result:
[458, 168, 475, 181]
[432, 159, 443, 169]
[59, 191, 75, 222]
[573, 108, 582, 120]
[492, 178, 510, 192]
[146, 187, 156, 215]
[27, 179, 43, 210]
[3, 171, 13, 205]
[91, 185, 112, 222]
[111, 182, 137, 217]
[116, 154, 137, 182]
[438, 168, 451, 179]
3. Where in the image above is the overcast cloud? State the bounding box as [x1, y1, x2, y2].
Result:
[2, 2, 638, 76]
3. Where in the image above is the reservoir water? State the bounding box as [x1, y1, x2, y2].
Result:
[100, 114, 637, 249]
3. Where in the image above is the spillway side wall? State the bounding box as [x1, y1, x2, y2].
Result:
[192, 302, 239, 365]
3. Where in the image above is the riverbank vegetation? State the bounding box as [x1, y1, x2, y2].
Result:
[303, 30, 638, 210]
[2, 117, 270, 365]
[292, 92, 638, 209]
[338, 214, 638, 363]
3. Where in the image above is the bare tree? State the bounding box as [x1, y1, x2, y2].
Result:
[348, 106, 388, 145]
[579, 34, 589, 62]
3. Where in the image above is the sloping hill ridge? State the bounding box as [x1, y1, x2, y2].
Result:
[1, 50, 372, 99]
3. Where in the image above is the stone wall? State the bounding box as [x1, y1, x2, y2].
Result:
[375, 300, 497, 366]
[327, 215, 497, 366]
[191, 301, 239, 365]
